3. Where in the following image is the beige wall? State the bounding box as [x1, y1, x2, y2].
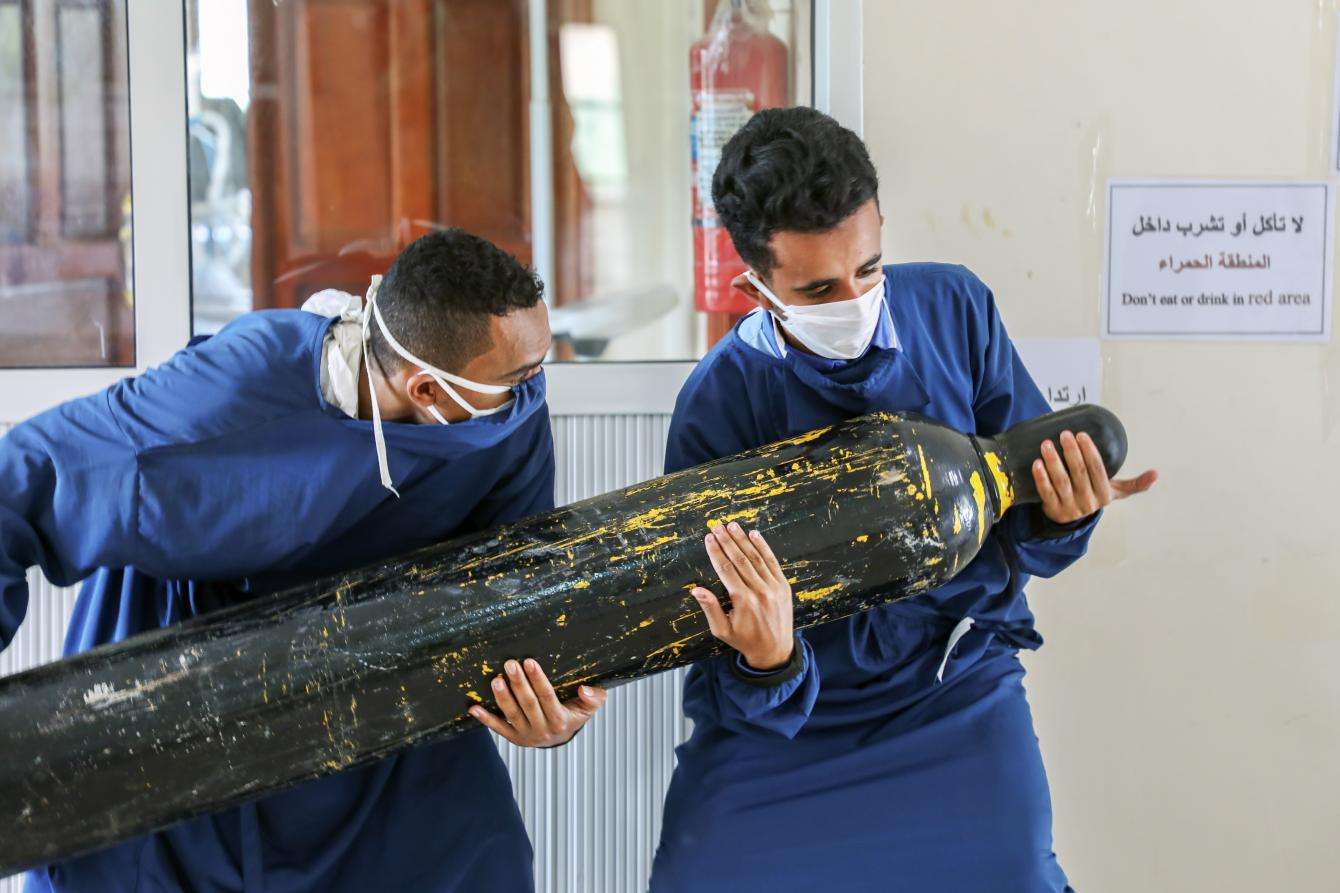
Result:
[863, 2, 1340, 890]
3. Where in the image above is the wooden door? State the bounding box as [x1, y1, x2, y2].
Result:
[0, 0, 133, 368]
[246, 0, 586, 311]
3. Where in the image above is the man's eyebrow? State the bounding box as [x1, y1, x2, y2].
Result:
[794, 254, 884, 292]
[795, 275, 839, 292]
[500, 342, 553, 378]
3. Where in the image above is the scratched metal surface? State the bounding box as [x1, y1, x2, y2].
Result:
[0, 410, 1004, 873]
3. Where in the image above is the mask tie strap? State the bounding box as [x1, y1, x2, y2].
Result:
[361, 276, 401, 497]
[746, 270, 791, 320]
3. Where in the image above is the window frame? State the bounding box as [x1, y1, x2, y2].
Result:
[0, 1, 862, 421]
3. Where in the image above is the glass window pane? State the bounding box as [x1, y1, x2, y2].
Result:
[58, 5, 110, 237]
[0, 3, 29, 243]
[186, 0, 252, 332]
[187, 0, 812, 362]
[556, 0, 812, 360]
[0, 0, 134, 368]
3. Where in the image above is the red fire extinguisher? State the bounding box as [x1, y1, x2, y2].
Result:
[690, 0, 789, 318]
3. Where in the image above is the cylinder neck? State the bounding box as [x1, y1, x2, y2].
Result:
[982, 404, 1129, 512]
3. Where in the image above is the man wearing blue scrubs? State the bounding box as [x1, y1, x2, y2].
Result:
[0, 228, 606, 892]
[651, 108, 1157, 891]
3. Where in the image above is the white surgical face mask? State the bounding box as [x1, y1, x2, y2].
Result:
[361, 275, 514, 495]
[746, 270, 885, 360]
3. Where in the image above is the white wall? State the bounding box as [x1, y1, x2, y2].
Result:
[863, 2, 1340, 890]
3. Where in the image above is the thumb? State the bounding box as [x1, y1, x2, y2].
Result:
[1112, 468, 1159, 498]
[568, 685, 606, 717]
[692, 587, 733, 645]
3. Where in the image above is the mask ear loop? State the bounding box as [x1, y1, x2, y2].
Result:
[423, 370, 514, 420]
[368, 290, 514, 422]
[361, 275, 520, 493]
[361, 276, 400, 497]
[368, 297, 511, 396]
[745, 270, 791, 320]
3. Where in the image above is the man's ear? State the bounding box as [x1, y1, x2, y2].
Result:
[404, 370, 439, 408]
[730, 271, 769, 312]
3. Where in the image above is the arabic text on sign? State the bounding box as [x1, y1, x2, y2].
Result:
[1132, 212, 1304, 238]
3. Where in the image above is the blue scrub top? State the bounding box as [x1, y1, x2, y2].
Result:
[652, 263, 1095, 892]
[0, 309, 553, 892]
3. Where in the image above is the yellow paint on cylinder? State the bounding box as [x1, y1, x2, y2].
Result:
[969, 472, 988, 545]
[466, 690, 484, 703]
[984, 452, 1015, 513]
[646, 634, 701, 659]
[632, 534, 678, 554]
[778, 425, 832, 446]
[918, 446, 934, 499]
[621, 505, 675, 532]
[796, 583, 844, 601]
[706, 507, 763, 527]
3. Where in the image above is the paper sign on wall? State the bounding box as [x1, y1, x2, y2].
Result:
[1103, 181, 1333, 341]
[1014, 338, 1101, 410]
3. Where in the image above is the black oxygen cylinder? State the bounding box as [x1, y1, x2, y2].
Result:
[0, 404, 1126, 874]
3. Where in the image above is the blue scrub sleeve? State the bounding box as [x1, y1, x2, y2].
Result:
[731, 637, 805, 686]
[0, 396, 139, 651]
[704, 635, 820, 739]
[965, 273, 1100, 578]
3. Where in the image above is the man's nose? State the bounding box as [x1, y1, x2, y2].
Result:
[831, 278, 863, 302]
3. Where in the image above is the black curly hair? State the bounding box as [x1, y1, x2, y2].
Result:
[711, 107, 879, 278]
[372, 228, 544, 374]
